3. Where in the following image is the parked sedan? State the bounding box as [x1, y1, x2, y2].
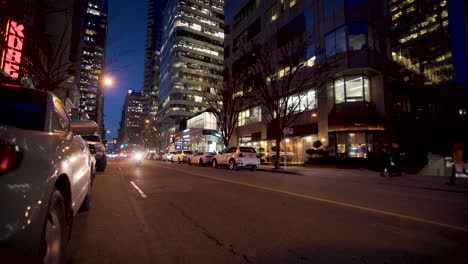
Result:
[188, 152, 217, 166]
[212, 146, 260, 171]
[81, 134, 107, 171]
[0, 85, 97, 263]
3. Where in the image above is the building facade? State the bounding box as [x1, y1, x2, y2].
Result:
[156, 0, 225, 152]
[118, 90, 147, 149]
[142, 0, 169, 150]
[173, 112, 223, 152]
[225, 0, 393, 163]
[143, 0, 168, 116]
[78, 0, 108, 137]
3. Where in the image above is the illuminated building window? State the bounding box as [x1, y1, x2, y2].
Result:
[87, 8, 100, 16]
[332, 76, 370, 104]
[238, 106, 261, 126]
[85, 29, 97, 35]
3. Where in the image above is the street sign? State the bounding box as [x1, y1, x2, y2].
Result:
[283, 127, 293, 135]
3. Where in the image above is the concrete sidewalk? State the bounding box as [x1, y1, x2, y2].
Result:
[258, 165, 468, 193]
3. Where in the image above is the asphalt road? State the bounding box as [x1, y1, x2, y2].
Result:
[66, 159, 468, 264]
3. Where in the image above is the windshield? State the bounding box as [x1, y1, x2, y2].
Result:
[0, 86, 47, 131]
[240, 147, 256, 153]
[82, 135, 100, 142]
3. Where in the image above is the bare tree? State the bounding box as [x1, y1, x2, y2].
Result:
[241, 37, 332, 169]
[21, 22, 76, 92]
[204, 76, 245, 148]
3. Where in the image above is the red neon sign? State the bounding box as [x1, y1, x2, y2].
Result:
[1, 20, 24, 78]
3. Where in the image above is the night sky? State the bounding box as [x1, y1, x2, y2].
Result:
[104, 0, 147, 141]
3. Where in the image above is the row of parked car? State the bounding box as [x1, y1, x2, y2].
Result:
[0, 84, 107, 262]
[148, 146, 261, 171]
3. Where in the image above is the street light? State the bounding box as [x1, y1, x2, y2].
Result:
[103, 77, 113, 86]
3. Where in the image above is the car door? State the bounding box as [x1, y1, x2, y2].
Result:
[53, 98, 90, 209]
[221, 147, 232, 164]
[215, 148, 226, 164]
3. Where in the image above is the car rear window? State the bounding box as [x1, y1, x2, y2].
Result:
[240, 147, 256, 153]
[0, 86, 47, 131]
[183, 151, 193, 154]
[82, 135, 100, 142]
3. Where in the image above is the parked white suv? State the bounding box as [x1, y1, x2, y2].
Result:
[212, 146, 260, 171]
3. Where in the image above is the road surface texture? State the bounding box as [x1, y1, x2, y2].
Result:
[66, 159, 468, 264]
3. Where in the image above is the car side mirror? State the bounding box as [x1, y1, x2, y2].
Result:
[70, 120, 97, 135]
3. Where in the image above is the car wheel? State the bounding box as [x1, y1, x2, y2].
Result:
[213, 159, 218, 168]
[171, 159, 174, 163]
[250, 166, 257, 171]
[39, 189, 68, 264]
[79, 180, 93, 212]
[188, 159, 192, 165]
[229, 159, 237, 170]
[199, 159, 204, 167]
[178, 158, 181, 164]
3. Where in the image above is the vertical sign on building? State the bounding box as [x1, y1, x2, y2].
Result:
[1, 20, 25, 78]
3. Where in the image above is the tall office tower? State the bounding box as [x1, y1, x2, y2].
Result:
[143, 0, 169, 115]
[78, 0, 108, 137]
[157, 0, 225, 151]
[390, 0, 468, 147]
[142, 0, 168, 150]
[119, 90, 147, 148]
[390, 0, 452, 86]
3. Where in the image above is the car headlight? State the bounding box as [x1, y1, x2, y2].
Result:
[0, 143, 23, 175]
[134, 153, 143, 160]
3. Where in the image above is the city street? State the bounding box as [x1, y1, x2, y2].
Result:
[66, 160, 468, 264]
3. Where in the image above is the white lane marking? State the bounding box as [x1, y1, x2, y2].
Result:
[118, 167, 122, 171]
[130, 181, 148, 198]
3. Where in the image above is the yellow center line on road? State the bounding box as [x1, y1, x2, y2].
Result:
[153, 162, 468, 232]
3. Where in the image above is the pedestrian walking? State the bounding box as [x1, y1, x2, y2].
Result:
[380, 142, 392, 176]
[446, 141, 465, 185]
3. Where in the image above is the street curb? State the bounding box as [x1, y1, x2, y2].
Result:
[257, 168, 302, 175]
[420, 187, 468, 194]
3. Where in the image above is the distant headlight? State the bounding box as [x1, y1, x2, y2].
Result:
[134, 152, 143, 160]
[0, 142, 23, 175]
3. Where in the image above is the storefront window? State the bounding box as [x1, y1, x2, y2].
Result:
[335, 132, 372, 158]
[333, 75, 370, 104]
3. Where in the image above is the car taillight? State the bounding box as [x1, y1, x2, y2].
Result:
[238, 153, 244, 157]
[0, 143, 23, 175]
